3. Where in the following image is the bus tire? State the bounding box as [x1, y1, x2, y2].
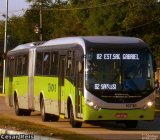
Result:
[69, 103, 82, 128]
[14, 96, 23, 116]
[124, 120, 138, 128]
[50, 115, 59, 122]
[40, 98, 50, 121]
[23, 110, 31, 116]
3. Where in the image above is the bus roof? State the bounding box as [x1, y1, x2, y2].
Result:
[7, 42, 44, 55]
[12, 43, 35, 51]
[8, 36, 149, 55]
[38, 36, 148, 52]
[39, 36, 146, 47]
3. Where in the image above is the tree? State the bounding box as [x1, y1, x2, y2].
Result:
[0, 0, 160, 61]
[0, 21, 5, 41]
[122, 0, 160, 60]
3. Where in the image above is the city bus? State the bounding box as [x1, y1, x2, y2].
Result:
[5, 36, 155, 128]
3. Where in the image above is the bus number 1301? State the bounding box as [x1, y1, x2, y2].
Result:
[48, 83, 56, 92]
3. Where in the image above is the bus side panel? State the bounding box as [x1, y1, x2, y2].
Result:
[5, 58, 14, 107]
[5, 77, 9, 95]
[5, 77, 13, 107]
[34, 76, 59, 115]
[13, 76, 29, 109]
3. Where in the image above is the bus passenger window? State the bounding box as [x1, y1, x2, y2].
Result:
[22, 55, 28, 75]
[43, 52, 50, 75]
[76, 61, 84, 88]
[6, 58, 10, 77]
[12, 57, 16, 76]
[148, 64, 151, 78]
[66, 59, 72, 76]
[50, 53, 58, 75]
[66, 50, 75, 77]
[17, 56, 22, 75]
[36, 53, 43, 75]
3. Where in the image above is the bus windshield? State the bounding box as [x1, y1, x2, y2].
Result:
[85, 50, 154, 92]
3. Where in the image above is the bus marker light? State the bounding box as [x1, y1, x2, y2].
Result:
[115, 113, 128, 118]
[93, 105, 101, 111]
[85, 99, 94, 107]
[60, 114, 65, 119]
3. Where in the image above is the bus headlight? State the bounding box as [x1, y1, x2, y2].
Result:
[143, 101, 153, 110]
[85, 99, 101, 111]
[147, 101, 153, 107]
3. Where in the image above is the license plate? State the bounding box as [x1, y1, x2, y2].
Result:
[115, 113, 128, 118]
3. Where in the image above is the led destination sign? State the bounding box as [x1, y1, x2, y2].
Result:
[96, 53, 139, 60]
[86, 52, 144, 91]
[95, 84, 116, 90]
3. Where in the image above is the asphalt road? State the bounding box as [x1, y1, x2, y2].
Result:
[1, 95, 160, 140]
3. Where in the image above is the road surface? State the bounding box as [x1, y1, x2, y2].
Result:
[1, 95, 160, 140]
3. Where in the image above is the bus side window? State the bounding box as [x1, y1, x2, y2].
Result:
[11, 56, 16, 76]
[6, 57, 10, 77]
[43, 52, 50, 75]
[66, 50, 75, 78]
[14, 55, 28, 76]
[17, 56, 23, 76]
[76, 60, 84, 88]
[36, 52, 43, 75]
[50, 52, 58, 75]
[66, 59, 72, 76]
[22, 54, 28, 75]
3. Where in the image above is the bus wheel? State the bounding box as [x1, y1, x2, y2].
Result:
[40, 98, 50, 121]
[23, 110, 31, 116]
[124, 120, 138, 128]
[50, 115, 59, 122]
[69, 103, 82, 128]
[14, 96, 23, 116]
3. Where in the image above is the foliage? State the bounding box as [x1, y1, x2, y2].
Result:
[0, 0, 160, 60]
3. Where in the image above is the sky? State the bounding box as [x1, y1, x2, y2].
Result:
[0, 0, 30, 20]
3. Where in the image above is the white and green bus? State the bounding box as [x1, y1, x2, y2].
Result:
[5, 36, 155, 128]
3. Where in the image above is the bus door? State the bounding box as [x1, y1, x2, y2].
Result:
[75, 61, 83, 118]
[58, 55, 66, 115]
[8, 58, 14, 106]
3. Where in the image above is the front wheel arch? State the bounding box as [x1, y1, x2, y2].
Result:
[69, 100, 82, 128]
[40, 95, 49, 121]
[14, 92, 23, 116]
[40, 93, 59, 122]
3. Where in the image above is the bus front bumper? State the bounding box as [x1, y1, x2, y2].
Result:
[83, 105, 155, 121]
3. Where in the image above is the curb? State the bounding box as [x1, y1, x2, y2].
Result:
[0, 129, 60, 140]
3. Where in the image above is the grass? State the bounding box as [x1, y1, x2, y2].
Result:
[0, 115, 100, 140]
